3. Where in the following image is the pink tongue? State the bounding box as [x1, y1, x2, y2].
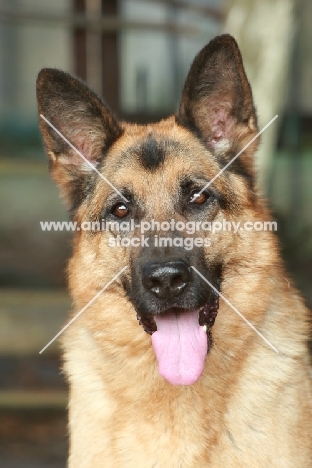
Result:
[152, 310, 207, 386]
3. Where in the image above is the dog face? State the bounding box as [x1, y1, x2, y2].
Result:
[37, 35, 266, 386]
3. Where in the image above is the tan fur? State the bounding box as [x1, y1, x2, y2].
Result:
[36, 35, 311, 467]
[61, 119, 311, 467]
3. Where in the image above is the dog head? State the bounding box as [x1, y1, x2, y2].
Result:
[37, 35, 263, 386]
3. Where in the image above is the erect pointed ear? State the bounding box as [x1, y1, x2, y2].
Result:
[36, 69, 123, 211]
[177, 35, 258, 161]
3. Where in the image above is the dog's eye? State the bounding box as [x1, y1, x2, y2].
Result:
[111, 203, 129, 218]
[189, 190, 209, 205]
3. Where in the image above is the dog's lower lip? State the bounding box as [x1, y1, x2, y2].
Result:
[136, 313, 157, 335]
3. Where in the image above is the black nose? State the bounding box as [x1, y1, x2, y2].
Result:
[142, 261, 191, 299]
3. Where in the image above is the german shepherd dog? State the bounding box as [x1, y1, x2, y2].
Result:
[37, 35, 311, 467]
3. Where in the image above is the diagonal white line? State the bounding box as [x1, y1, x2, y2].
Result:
[39, 266, 127, 354]
[193, 115, 278, 198]
[191, 266, 279, 353]
[40, 114, 128, 202]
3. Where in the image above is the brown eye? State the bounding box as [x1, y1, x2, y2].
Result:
[189, 191, 209, 205]
[111, 203, 129, 218]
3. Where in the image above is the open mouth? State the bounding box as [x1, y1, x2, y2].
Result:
[137, 298, 219, 340]
[136, 294, 219, 386]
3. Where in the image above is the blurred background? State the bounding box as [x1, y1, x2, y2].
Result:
[0, 0, 311, 466]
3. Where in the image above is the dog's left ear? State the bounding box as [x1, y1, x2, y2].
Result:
[36, 68, 123, 210]
[177, 34, 258, 157]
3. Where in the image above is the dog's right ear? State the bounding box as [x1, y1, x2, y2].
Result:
[177, 35, 258, 161]
[36, 69, 122, 210]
